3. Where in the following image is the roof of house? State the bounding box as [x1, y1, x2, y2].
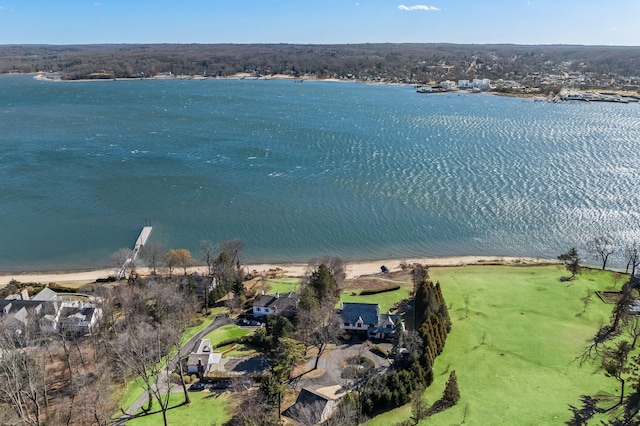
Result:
[192, 338, 213, 355]
[187, 339, 222, 367]
[1, 300, 40, 314]
[253, 292, 298, 313]
[283, 388, 335, 425]
[340, 302, 379, 326]
[61, 306, 97, 325]
[31, 287, 58, 302]
[1, 300, 55, 316]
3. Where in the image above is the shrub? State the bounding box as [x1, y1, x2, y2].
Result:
[183, 375, 191, 384]
[372, 345, 388, 358]
[212, 337, 240, 349]
[360, 285, 401, 296]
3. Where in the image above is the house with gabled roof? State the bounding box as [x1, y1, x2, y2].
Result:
[338, 302, 404, 339]
[283, 387, 338, 425]
[252, 292, 298, 318]
[187, 338, 222, 376]
[1, 287, 101, 336]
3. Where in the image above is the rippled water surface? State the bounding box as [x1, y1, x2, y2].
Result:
[1, 75, 639, 271]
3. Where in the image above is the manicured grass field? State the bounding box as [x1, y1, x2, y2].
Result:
[267, 277, 301, 294]
[203, 324, 252, 345]
[180, 307, 230, 346]
[340, 286, 411, 313]
[127, 391, 232, 426]
[366, 265, 620, 426]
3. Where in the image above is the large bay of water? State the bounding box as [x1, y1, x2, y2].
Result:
[1, 75, 639, 271]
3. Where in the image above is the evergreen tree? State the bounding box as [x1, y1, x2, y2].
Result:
[442, 370, 461, 407]
[309, 263, 340, 302]
[558, 247, 582, 279]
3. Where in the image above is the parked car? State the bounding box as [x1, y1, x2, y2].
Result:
[210, 380, 230, 390]
[235, 379, 252, 389]
[189, 382, 206, 391]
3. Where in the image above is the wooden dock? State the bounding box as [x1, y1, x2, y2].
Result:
[117, 226, 153, 279]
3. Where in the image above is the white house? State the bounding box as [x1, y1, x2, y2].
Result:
[458, 79, 472, 89]
[472, 78, 492, 90]
[1, 288, 102, 336]
[252, 292, 298, 318]
[439, 80, 456, 89]
[187, 338, 222, 375]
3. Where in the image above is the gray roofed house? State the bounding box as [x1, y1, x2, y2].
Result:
[0, 299, 53, 325]
[60, 306, 102, 335]
[187, 338, 222, 375]
[340, 302, 380, 330]
[2, 288, 101, 335]
[252, 292, 299, 318]
[283, 388, 337, 425]
[339, 302, 404, 339]
[31, 287, 58, 302]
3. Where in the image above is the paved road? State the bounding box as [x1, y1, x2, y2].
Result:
[115, 314, 233, 424]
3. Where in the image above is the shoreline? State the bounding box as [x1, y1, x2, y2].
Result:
[0, 255, 558, 287]
[25, 72, 640, 100]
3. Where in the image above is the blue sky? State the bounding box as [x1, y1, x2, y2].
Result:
[0, 0, 638, 46]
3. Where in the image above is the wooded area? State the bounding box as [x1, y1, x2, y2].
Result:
[1, 43, 639, 89]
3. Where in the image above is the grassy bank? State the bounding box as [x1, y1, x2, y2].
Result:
[127, 391, 232, 426]
[366, 264, 619, 425]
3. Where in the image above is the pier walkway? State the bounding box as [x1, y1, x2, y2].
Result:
[117, 226, 152, 279]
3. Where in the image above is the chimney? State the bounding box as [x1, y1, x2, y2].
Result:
[275, 293, 279, 299]
[20, 288, 29, 301]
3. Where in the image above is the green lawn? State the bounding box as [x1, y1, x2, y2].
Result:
[203, 324, 252, 345]
[181, 307, 230, 346]
[117, 377, 148, 416]
[366, 265, 621, 426]
[127, 391, 232, 426]
[340, 286, 411, 313]
[116, 308, 230, 416]
[267, 277, 301, 294]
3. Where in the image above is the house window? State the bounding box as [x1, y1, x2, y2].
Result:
[357, 323, 362, 328]
[256, 308, 261, 312]
[344, 323, 349, 327]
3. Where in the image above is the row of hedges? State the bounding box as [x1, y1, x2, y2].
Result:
[211, 337, 241, 349]
[360, 285, 401, 296]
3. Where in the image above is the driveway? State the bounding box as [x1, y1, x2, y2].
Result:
[115, 314, 233, 424]
[296, 341, 391, 392]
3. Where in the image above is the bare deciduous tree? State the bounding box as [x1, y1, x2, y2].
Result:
[585, 236, 616, 270]
[139, 242, 165, 276]
[164, 249, 179, 278]
[168, 248, 195, 275]
[623, 242, 640, 278]
[220, 238, 244, 268]
[0, 317, 46, 426]
[107, 281, 194, 425]
[200, 240, 217, 276]
[110, 247, 136, 279]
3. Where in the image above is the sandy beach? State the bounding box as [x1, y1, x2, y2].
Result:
[0, 255, 556, 287]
